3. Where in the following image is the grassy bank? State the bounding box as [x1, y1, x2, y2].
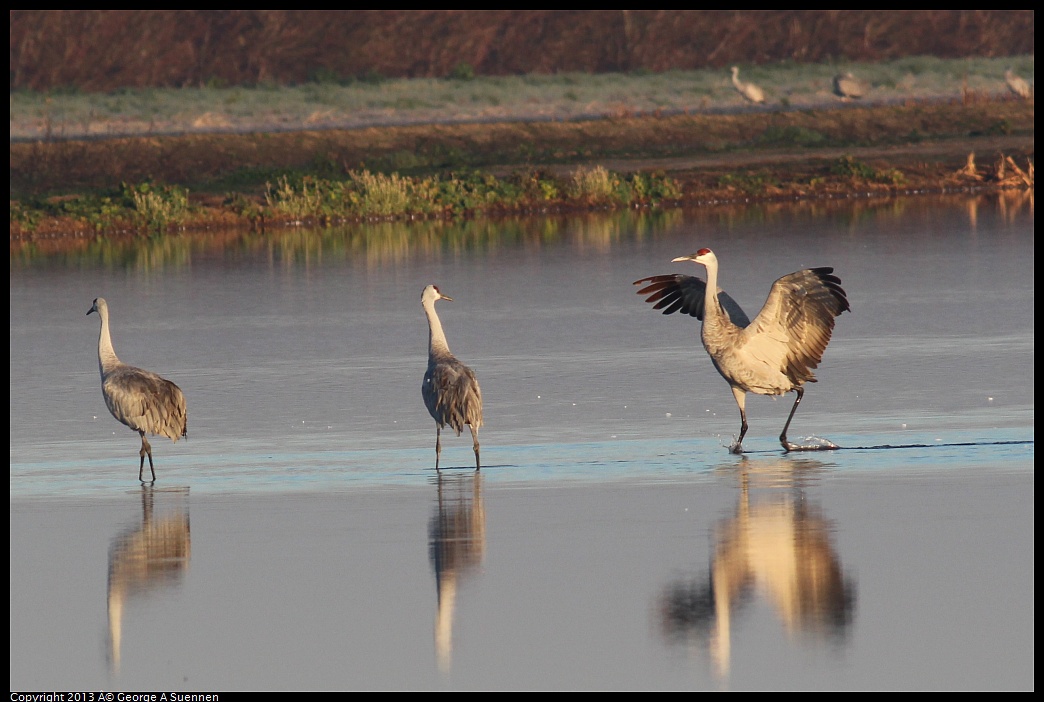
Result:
[9, 57, 1034, 241]
[10, 56, 1033, 141]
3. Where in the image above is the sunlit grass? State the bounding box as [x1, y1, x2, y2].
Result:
[568, 166, 617, 203]
[16, 165, 684, 234]
[128, 182, 192, 231]
[347, 170, 413, 217]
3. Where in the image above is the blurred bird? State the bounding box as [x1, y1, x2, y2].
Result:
[832, 72, 870, 100]
[731, 66, 765, 104]
[1005, 68, 1032, 99]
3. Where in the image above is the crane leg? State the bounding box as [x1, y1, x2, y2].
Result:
[470, 426, 481, 471]
[138, 432, 156, 481]
[780, 387, 804, 452]
[434, 425, 442, 471]
[779, 387, 840, 451]
[730, 387, 748, 454]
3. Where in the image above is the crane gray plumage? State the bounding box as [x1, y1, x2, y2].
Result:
[731, 66, 765, 104]
[1004, 68, 1031, 99]
[634, 249, 849, 454]
[832, 72, 869, 100]
[87, 297, 187, 481]
[422, 285, 483, 471]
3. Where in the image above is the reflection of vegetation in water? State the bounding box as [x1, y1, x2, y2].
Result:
[9, 193, 1031, 271]
[8, 211, 670, 270]
[10, 231, 199, 271]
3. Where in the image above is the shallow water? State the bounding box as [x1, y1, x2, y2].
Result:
[9, 193, 1034, 689]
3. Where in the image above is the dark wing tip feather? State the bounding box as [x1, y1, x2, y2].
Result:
[633, 274, 705, 318]
[813, 269, 851, 314]
[803, 267, 850, 314]
[653, 297, 681, 315]
[634, 273, 751, 325]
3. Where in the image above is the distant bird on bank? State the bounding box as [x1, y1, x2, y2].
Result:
[1004, 68, 1032, 99]
[730, 66, 766, 104]
[832, 72, 870, 100]
[87, 297, 187, 481]
[634, 249, 850, 454]
[421, 285, 483, 471]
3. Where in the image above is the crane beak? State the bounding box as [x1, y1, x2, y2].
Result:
[440, 293, 454, 302]
[672, 254, 696, 263]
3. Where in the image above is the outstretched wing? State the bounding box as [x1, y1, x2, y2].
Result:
[740, 267, 850, 385]
[633, 274, 751, 328]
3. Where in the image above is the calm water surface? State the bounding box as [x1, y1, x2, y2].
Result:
[10, 193, 1034, 689]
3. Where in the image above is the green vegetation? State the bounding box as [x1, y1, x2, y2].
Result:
[717, 172, 779, 195]
[831, 156, 906, 185]
[11, 182, 195, 233]
[126, 182, 193, 231]
[258, 167, 682, 224]
[12, 167, 684, 234]
[447, 63, 477, 81]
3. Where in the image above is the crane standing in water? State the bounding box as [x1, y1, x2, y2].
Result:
[421, 285, 483, 471]
[635, 249, 850, 454]
[87, 297, 187, 481]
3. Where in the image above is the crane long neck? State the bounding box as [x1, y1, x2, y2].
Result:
[96, 308, 121, 376]
[424, 299, 453, 361]
[702, 257, 724, 325]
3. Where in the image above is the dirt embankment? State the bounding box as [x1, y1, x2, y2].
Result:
[11, 99, 1033, 225]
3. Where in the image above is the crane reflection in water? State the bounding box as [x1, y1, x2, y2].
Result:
[106, 485, 191, 674]
[428, 472, 486, 673]
[658, 458, 856, 681]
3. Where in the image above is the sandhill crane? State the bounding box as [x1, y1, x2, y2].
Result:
[87, 298, 187, 481]
[832, 72, 869, 100]
[634, 249, 850, 453]
[731, 66, 765, 104]
[421, 285, 483, 470]
[1005, 68, 1032, 99]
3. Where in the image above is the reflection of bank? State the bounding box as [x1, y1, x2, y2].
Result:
[107, 485, 191, 674]
[429, 472, 486, 674]
[659, 459, 855, 681]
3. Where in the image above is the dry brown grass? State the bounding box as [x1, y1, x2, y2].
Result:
[10, 11, 1034, 90]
